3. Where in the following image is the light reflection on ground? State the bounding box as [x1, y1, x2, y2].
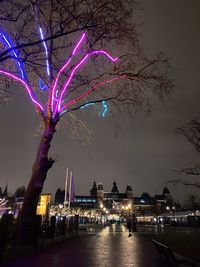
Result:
[87, 224, 145, 267]
[2, 223, 163, 267]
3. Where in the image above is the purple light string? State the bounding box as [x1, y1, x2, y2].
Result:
[0, 31, 119, 118]
[55, 50, 118, 115]
[50, 33, 86, 113]
[0, 70, 44, 112]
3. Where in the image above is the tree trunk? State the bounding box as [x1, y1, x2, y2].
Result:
[21, 116, 58, 218]
[17, 116, 59, 245]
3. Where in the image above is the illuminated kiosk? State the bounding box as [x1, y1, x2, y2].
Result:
[37, 193, 51, 219]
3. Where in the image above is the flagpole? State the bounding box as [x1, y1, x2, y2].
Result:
[68, 171, 72, 209]
[64, 168, 69, 209]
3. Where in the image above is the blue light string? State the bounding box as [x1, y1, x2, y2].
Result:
[38, 78, 48, 90]
[80, 103, 95, 109]
[0, 31, 26, 79]
[80, 101, 109, 117]
[38, 27, 50, 77]
[102, 101, 108, 117]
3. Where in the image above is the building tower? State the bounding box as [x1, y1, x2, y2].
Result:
[3, 184, 8, 198]
[126, 184, 133, 199]
[162, 186, 172, 203]
[97, 183, 104, 198]
[111, 180, 119, 193]
[90, 181, 97, 196]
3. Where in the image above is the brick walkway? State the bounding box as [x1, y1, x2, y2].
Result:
[2, 224, 164, 267]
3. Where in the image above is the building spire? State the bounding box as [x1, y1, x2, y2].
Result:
[111, 180, 119, 193]
[3, 183, 8, 197]
[90, 180, 97, 196]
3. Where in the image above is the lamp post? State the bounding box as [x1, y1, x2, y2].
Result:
[172, 206, 176, 223]
[166, 205, 176, 225]
[128, 203, 131, 218]
[99, 203, 104, 227]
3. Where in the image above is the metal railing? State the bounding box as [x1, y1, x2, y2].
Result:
[0, 214, 79, 263]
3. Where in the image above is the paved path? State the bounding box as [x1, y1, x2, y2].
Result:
[2, 224, 164, 267]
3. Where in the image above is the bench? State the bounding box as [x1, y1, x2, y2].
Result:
[152, 239, 200, 267]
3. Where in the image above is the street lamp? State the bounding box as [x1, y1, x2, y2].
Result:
[166, 205, 176, 225]
[172, 206, 176, 222]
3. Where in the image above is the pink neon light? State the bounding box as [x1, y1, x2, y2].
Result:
[0, 70, 44, 112]
[56, 50, 119, 114]
[50, 33, 86, 112]
[72, 33, 86, 55]
[56, 55, 89, 113]
[91, 51, 118, 62]
[59, 75, 126, 114]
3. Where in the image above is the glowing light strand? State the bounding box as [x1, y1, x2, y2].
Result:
[55, 54, 89, 114]
[0, 31, 120, 117]
[39, 27, 50, 77]
[56, 50, 118, 114]
[102, 101, 108, 117]
[0, 70, 44, 112]
[80, 102, 95, 109]
[79, 100, 109, 117]
[50, 33, 86, 113]
[59, 75, 126, 115]
[0, 32, 26, 79]
[38, 78, 48, 91]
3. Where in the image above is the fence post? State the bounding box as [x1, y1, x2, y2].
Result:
[50, 216, 56, 244]
[0, 214, 14, 263]
[62, 217, 66, 240]
[74, 215, 79, 236]
[34, 215, 42, 251]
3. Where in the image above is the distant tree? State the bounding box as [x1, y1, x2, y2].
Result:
[169, 119, 200, 188]
[183, 194, 200, 211]
[0, 1, 174, 224]
[15, 186, 26, 198]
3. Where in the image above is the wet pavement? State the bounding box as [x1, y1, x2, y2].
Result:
[2, 224, 164, 267]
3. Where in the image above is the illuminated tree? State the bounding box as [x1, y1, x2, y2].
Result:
[0, 1, 174, 220]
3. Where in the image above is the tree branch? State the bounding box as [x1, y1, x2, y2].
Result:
[0, 69, 44, 115]
[0, 25, 97, 62]
[59, 75, 126, 115]
[168, 179, 200, 189]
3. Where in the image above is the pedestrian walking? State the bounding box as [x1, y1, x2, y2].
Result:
[127, 219, 132, 237]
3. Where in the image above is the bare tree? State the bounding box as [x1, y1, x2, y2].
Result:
[0, 0, 174, 226]
[169, 119, 200, 189]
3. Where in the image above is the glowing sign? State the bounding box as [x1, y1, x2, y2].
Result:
[36, 194, 51, 216]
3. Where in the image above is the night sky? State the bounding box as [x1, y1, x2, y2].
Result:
[0, 0, 200, 203]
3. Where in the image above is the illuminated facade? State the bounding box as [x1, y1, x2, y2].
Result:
[54, 181, 172, 216]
